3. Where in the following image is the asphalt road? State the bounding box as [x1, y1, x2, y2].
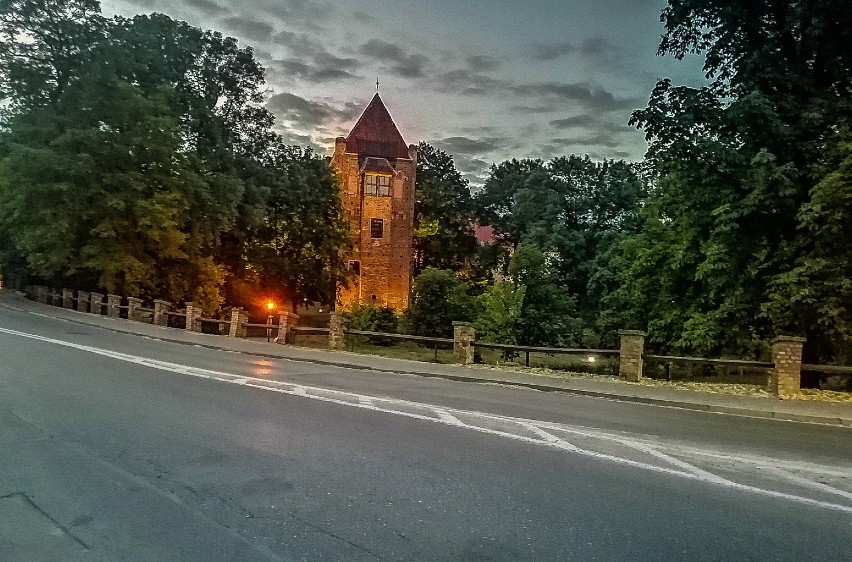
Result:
[1, 303, 850, 560]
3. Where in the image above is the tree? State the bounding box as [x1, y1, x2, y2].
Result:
[413, 142, 478, 275]
[474, 281, 525, 344]
[0, 0, 105, 110]
[403, 268, 474, 338]
[0, 72, 223, 306]
[615, 0, 852, 358]
[766, 142, 852, 363]
[238, 145, 351, 312]
[509, 245, 581, 347]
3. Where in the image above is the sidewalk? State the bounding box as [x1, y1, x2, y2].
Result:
[3, 290, 851, 427]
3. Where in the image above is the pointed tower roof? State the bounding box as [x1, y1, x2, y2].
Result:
[345, 93, 410, 160]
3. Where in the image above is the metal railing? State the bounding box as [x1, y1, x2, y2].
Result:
[473, 341, 618, 367]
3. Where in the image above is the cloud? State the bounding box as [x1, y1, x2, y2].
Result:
[184, 0, 228, 16]
[359, 39, 429, 78]
[266, 92, 360, 131]
[247, 0, 329, 31]
[511, 82, 637, 111]
[529, 37, 621, 62]
[465, 54, 500, 72]
[219, 16, 274, 41]
[271, 30, 360, 83]
[432, 136, 506, 154]
[548, 134, 621, 148]
[432, 69, 635, 112]
[432, 70, 505, 96]
[550, 114, 632, 133]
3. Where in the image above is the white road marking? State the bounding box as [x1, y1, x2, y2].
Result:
[1, 325, 851, 514]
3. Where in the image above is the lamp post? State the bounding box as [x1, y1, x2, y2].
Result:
[266, 301, 275, 342]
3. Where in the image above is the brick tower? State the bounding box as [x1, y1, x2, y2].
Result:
[331, 93, 417, 311]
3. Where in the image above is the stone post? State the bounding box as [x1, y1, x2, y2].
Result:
[62, 288, 74, 309]
[185, 302, 200, 332]
[89, 292, 103, 315]
[619, 330, 646, 382]
[328, 312, 347, 351]
[770, 336, 806, 398]
[36, 285, 49, 304]
[153, 299, 171, 327]
[228, 307, 248, 337]
[275, 312, 299, 344]
[126, 297, 142, 322]
[75, 291, 89, 313]
[106, 294, 122, 318]
[453, 322, 476, 365]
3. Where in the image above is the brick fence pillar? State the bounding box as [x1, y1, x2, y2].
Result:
[76, 291, 89, 313]
[36, 285, 49, 304]
[275, 312, 299, 344]
[89, 292, 103, 315]
[619, 330, 647, 382]
[328, 312, 347, 351]
[106, 294, 122, 318]
[453, 322, 476, 365]
[228, 307, 248, 337]
[126, 297, 142, 322]
[185, 302, 200, 332]
[770, 336, 806, 398]
[153, 299, 171, 327]
[62, 288, 74, 309]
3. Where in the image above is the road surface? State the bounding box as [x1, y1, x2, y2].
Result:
[1, 302, 850, 560]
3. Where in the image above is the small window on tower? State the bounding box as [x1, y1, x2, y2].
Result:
[348, 260, 360, 275]
[370, 218, 384, 239]
[364, 174, 391, 196]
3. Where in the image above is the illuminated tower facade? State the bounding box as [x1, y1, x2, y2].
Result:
[331, 93, 417, 311]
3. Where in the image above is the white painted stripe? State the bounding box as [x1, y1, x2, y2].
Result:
[1, 325, 851, 514]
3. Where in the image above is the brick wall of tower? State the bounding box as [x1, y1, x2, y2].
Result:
[332, 139, 416, 312]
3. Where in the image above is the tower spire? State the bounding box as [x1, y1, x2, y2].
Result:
[376, 77, 380, 92]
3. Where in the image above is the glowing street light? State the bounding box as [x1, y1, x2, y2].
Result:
[266, 300, 276, 342]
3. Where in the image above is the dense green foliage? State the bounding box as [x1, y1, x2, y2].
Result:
[608, 0, 852, 361]
[0, 0, 349, 313]
[403, 268, 475, 338]
[413, 142, 479, 276]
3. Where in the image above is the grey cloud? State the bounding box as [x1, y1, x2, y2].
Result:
[433, 70, 634, 112]
[273, 59, 358, 82]
[249, 0, 329, 30]
[359, 39, 429, 78]
[550, 114, 632, 133]
[432, 136, 506, 155]
[509, 105, 559, 114]
[219, 16, 274, 41]
[511, 82, 637, 111]
[266, 92, 361, 131]
[529, 37, 621, 62]
[184, 0, 228, 16]
[432, 70, 504, 96]
[465, 54, 500, 71]
[272, 31, 361, 83]
[549, 134, 621, 148]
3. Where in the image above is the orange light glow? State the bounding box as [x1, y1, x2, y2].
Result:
[266, 301, 275, 311]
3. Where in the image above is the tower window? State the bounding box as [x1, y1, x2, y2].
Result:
[370, 218, 384, 239]
[348, 260, 360, 275]
[364, 174, 390, 196]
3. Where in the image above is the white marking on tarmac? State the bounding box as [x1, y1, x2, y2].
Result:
[1, 325, 851, 514]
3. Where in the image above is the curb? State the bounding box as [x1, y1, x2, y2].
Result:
[3, 297, 851, 427]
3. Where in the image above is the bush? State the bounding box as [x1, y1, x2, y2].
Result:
[403, 268, 474, 338]
[344, 304, 398, 345]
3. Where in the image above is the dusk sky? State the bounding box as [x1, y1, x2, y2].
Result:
[99, 0, 706, 184]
